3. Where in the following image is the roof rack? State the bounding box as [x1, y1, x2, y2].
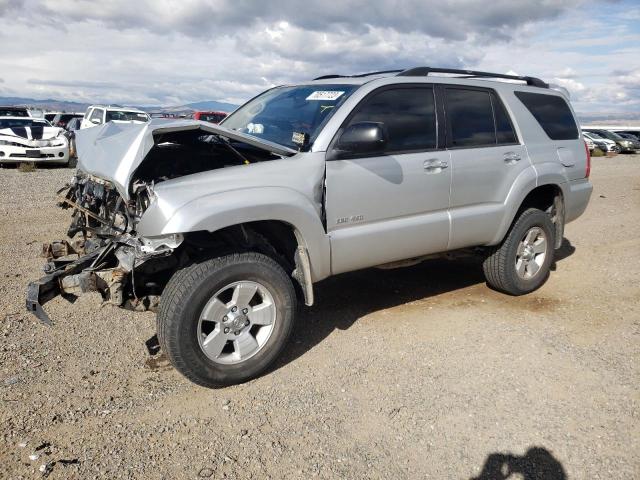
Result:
[397, 67, 548, 88]
[313, 69, 403, 80]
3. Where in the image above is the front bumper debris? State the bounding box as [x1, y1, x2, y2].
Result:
[26, 233, 181, 325]
[26, 248, 104, 325]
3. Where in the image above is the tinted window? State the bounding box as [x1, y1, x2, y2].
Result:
[348, 87, 436, 152]
[515, 91, 578, 140]
[0, 118, 49, 128]
[0, 108, 28, 117]
[492, 93, 517, 144]
[445, 88, 495, 147]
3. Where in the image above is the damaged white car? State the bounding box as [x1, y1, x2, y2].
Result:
[0, 116, 70, 164]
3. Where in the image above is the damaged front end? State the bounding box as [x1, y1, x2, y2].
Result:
[27, 172, 183, 325]
[26, 119, 299, 325]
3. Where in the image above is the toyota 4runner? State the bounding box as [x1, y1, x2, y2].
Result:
[26, 67, 593, 388]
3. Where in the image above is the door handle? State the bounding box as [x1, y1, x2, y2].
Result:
[423, 159, 448, 172]
[504, 152, 522, 164]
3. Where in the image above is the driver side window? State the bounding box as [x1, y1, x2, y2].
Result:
[90, 108, 103, 124]
[347, 87, 437, 153]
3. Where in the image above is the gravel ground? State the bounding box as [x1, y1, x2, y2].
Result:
[1, 156, 639, 479]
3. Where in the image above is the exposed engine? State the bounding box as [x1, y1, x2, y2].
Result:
[27, 123, 291, 325]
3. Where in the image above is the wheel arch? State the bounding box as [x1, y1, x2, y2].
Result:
[491, 182, 566, 248]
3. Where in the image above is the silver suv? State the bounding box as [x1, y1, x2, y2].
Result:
[27, 67, 592, 388]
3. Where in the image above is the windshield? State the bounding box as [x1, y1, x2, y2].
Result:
[0, 118, 51, 129]
[56, 114, 80, 122]
[595, 130, 622, 140]
[106, 111, 149, 122]
[222, 84, 358, 150]
[0, 109, 29, 117]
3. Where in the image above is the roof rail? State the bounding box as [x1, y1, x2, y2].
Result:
[397, 67, 548, 88]
[313, 69, 403, 81]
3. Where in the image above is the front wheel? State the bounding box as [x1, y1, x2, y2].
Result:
[483, 208, 555, 295]
[157, 252, 297, 388]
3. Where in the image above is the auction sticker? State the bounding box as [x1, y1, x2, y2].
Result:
[306, 91, 345, 101]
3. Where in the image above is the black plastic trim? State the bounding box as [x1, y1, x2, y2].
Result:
[398, 66, 548, 88]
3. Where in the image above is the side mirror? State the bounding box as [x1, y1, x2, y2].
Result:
[334, 122, 387, 157]
[91, 118, 100, 125]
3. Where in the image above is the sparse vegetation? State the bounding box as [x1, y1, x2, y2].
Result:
[591, 148, 605, 157]
[18, 162, 37, 172]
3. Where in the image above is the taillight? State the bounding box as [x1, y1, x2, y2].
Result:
[584, 140, 591, 178]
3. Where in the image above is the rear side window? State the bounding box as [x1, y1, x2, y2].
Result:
[348, 87, 437, 152]
[445, 88, 495, 147]
[514, 91, 578, 140]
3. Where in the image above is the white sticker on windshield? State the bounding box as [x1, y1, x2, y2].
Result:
[306, 91, 345, 101]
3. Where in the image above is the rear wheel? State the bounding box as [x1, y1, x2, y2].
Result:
[157, 252, 297, 388]
[483, 208, 555, 295]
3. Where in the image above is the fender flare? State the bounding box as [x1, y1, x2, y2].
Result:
[489, 164, 567, 245]
[137, 186, 332, 284]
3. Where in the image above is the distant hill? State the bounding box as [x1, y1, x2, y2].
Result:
[577, 111, 640, 126]
[0, 96, 239, 115]
[0, 96, 91, 113]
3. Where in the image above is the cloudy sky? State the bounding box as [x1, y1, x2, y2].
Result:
[0, 0, 638, 116]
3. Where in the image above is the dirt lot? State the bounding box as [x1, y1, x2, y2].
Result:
[1, 155, 639, 479]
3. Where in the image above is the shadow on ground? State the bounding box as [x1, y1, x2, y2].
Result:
[472, 446, 566, 480]
[273, 238, 575, 373]
[144, 239, 575, 377]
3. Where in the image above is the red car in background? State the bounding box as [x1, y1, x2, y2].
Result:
[192, 111, 228, 123]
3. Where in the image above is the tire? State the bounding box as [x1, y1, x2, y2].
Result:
[483, 208, 555, 295]
[67, 139, 77, 168]
[157, 252, 297, 388]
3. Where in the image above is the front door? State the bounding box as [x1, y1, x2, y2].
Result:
[325, 85, 451, 274]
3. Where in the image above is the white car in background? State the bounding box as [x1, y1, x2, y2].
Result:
[582, 131, 618, 153]
[80, 105, 150, 129]
[0, 116, 69, 164]
[584, 136, 595, 151]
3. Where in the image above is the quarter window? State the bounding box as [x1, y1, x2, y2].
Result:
[514, 91, 578, 140]
[347, 87, 437, 152]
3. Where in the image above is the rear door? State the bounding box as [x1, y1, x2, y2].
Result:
[325, 85, 451, 274]
[443, 86, 529, 249]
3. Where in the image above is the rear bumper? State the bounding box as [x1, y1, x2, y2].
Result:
[565, 178, 593, 223]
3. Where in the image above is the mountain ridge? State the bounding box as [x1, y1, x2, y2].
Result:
[0, 96, 239, 114]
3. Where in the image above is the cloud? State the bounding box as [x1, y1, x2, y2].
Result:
[0, 0, 637, 117]
[27, 0, 583, 42]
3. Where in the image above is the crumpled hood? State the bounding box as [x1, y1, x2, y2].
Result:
[0, 126, 64, 143]
[75, 119, 297, 200]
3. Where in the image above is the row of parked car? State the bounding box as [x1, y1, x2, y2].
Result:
[0, 104, 229, 166]
[582, 127, 640, 154]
